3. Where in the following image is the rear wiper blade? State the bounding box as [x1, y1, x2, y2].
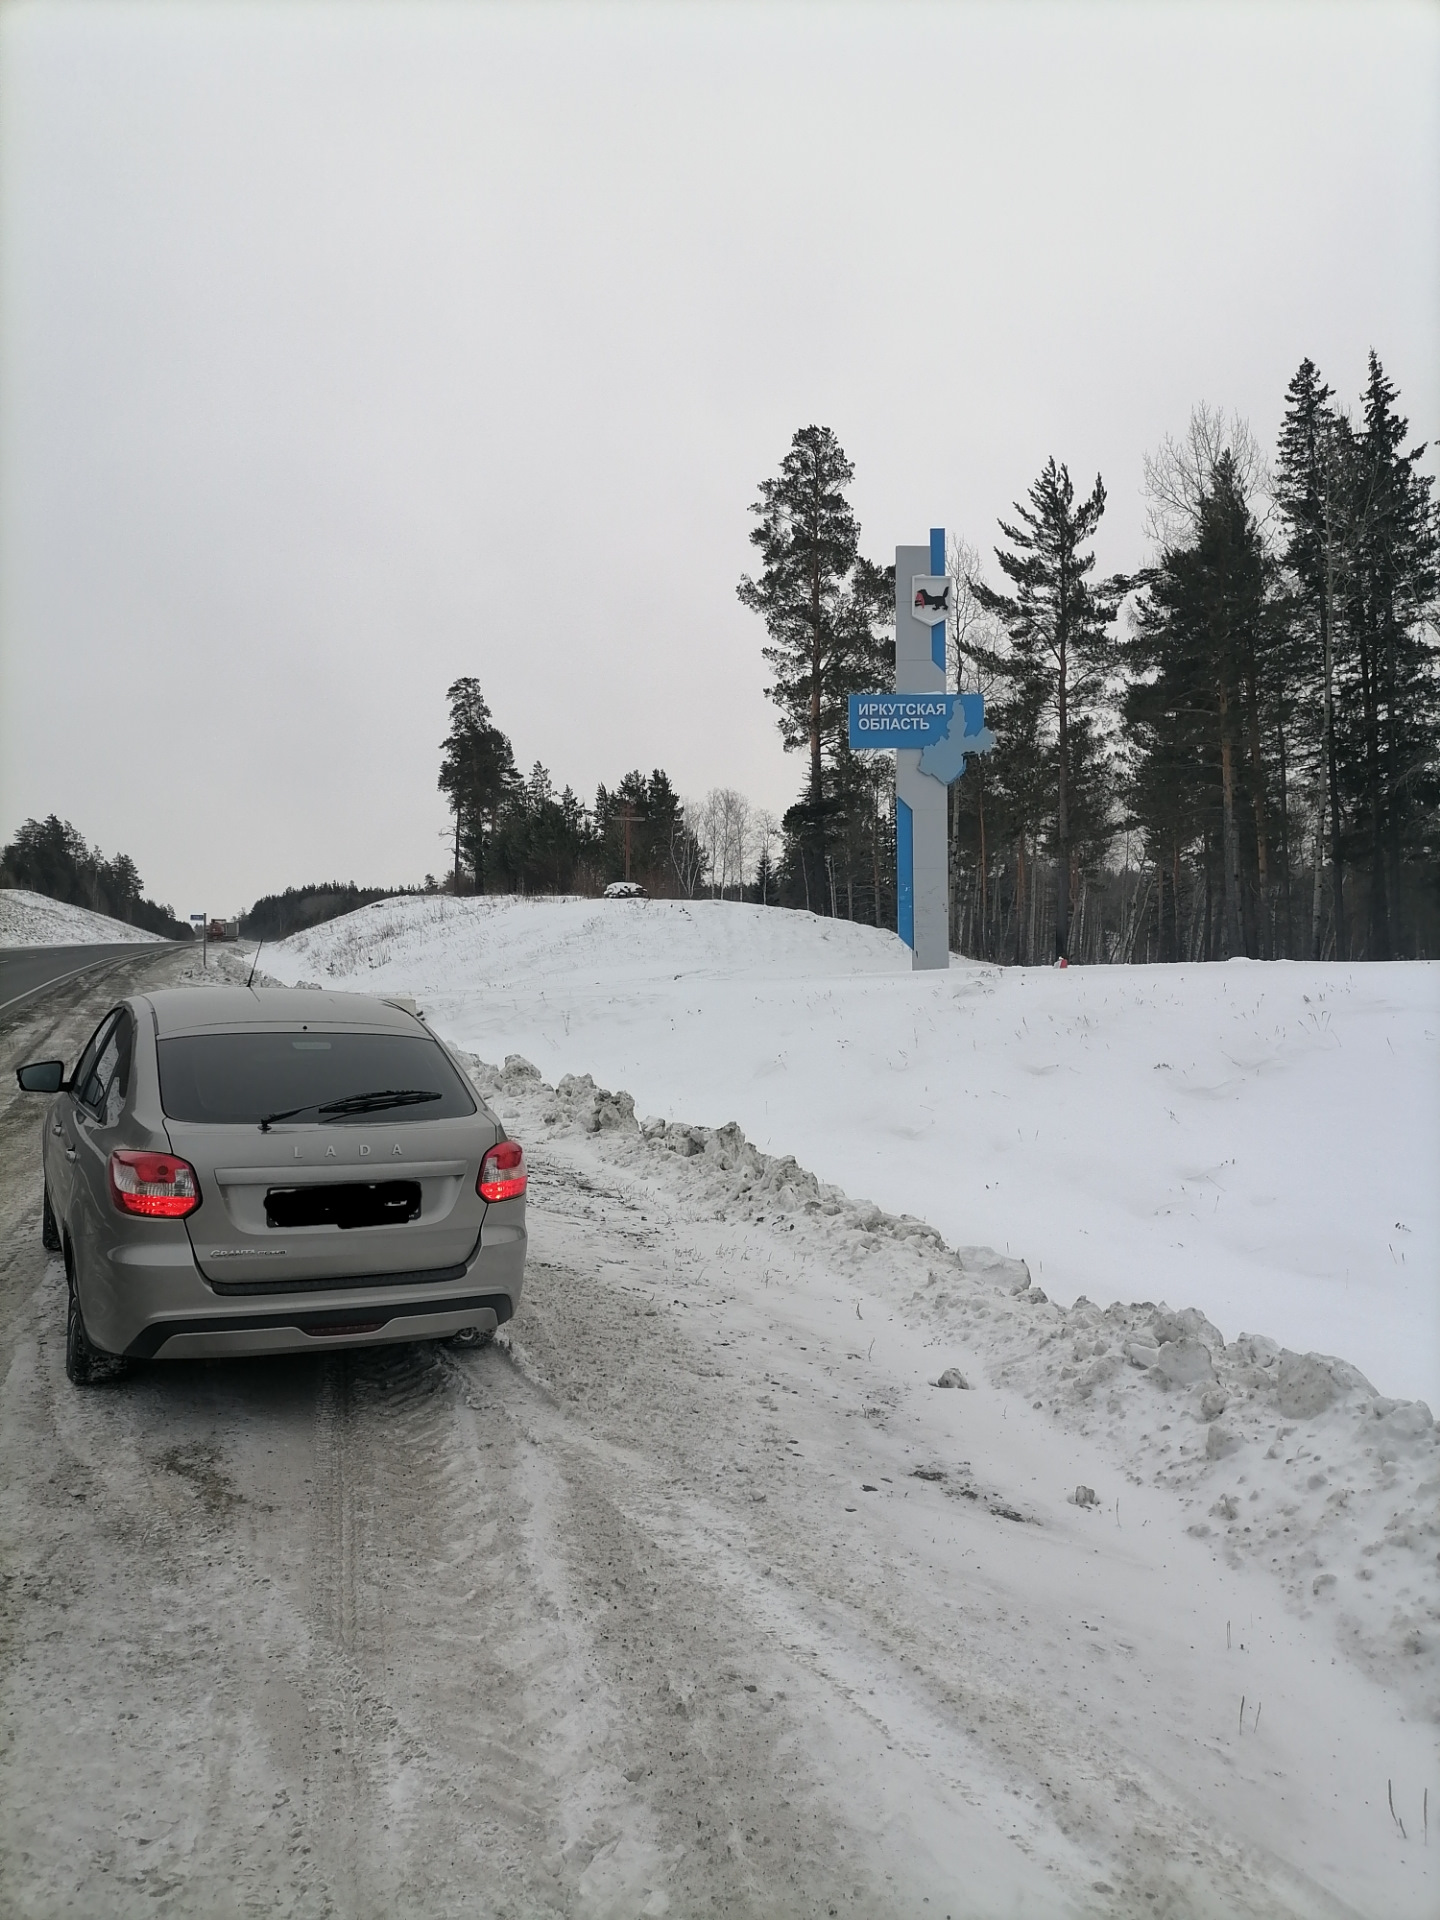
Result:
[319, 1088, 442, 1117]
[258, 1089, 441, 1131]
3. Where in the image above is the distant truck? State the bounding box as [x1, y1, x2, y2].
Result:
[206, 918, 239, 942]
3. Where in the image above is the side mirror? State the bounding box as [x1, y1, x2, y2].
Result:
[16, 1060, 67, 1094]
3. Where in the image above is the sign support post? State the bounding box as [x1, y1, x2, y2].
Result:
[896, 529, 950, 969]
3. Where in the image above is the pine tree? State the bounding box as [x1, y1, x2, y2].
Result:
[738, 426, 861, 799]
[971, 460, 1126, 960]
[737, 427, 891, 914]
[437, 679, 518, 893]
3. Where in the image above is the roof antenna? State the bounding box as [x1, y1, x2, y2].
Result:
[246, 940, 263, 990]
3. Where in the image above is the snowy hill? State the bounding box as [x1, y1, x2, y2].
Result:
[266, 893, 1440, 1405]
[0, 887, 168, 948]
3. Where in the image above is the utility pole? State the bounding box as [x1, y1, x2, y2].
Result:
[616, 807, 642, 882]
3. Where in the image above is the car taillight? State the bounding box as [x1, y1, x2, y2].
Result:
[109, 1150, 201, 1218]
[478, 1139, 526, 1203]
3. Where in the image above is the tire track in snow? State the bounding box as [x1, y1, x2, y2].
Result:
[0, 1252, 318, 1913]
[503, 1239, 1074, 1917]
[473, 1332, 880, 1919]
[303, 1356, 376, 1915]
[301, 1335, 657, 1917]
[301, 1342, 558, 1917]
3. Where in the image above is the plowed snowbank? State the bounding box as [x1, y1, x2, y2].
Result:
[480, 1047, 1439, 1822]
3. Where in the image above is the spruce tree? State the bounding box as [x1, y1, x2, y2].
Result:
[1125, 560, 1225, 961]
[1275, 358, 1347, 954]
[1125, 455, 1273, 958]
[754, 842, 775, 906]
[971, 460, 1125, 960]
[1342, 353, 1439, 956]
[593, 769, 693, 894]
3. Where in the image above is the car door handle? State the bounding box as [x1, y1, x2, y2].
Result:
[64, 1145, 78, 1161]
[51, 1122, 63, 1137]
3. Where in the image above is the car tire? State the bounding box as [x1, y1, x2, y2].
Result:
[42, 1187, 61, 1252]
[445, 1325, 494, 1350]
[64, 1256, 128, 1388]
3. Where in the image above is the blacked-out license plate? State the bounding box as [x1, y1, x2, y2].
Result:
[264, 1181, 423, 1230]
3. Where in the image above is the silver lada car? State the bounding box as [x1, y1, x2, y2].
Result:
[17, 987, 527, 1385]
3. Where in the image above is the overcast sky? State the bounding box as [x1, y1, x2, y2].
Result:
[1, 0, 1436, 917]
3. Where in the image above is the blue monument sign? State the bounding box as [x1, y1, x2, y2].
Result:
[846, 529, 997, 969]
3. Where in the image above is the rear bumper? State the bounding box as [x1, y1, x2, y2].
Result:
[129, 1290, 514, 1359]
[86, 1218, 527, 1360]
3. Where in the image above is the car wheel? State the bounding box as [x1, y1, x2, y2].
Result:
[64, 1257, 127, 1387]
[445, 1325, 494, 1350]
[42, 1186, 61, 1252]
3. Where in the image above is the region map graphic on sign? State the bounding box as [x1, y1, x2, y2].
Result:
[847, 693, 994, 783]
[917, 700, 997, 784]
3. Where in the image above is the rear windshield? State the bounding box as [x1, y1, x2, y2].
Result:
[157, 1030, 478, 1126]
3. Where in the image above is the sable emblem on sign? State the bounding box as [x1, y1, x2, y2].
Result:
[910, 575, 950, 625]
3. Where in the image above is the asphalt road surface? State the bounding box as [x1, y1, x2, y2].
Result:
[0, 942, 181, 1019]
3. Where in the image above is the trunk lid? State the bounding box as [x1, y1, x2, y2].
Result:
[168, 1112, 498, 1291]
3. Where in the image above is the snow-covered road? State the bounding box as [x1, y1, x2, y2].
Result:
[1, 953, 1435, 1918]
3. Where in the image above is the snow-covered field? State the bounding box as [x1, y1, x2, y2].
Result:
[0, 886, 166, 948]
[267, 894, 1440, 1408]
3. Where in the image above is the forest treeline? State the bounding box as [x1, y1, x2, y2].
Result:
[0, 816, 192, 939]
[738, 354, 1438, 961]
[239, 884, 430, 942]
[435, 677, 714, 898]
